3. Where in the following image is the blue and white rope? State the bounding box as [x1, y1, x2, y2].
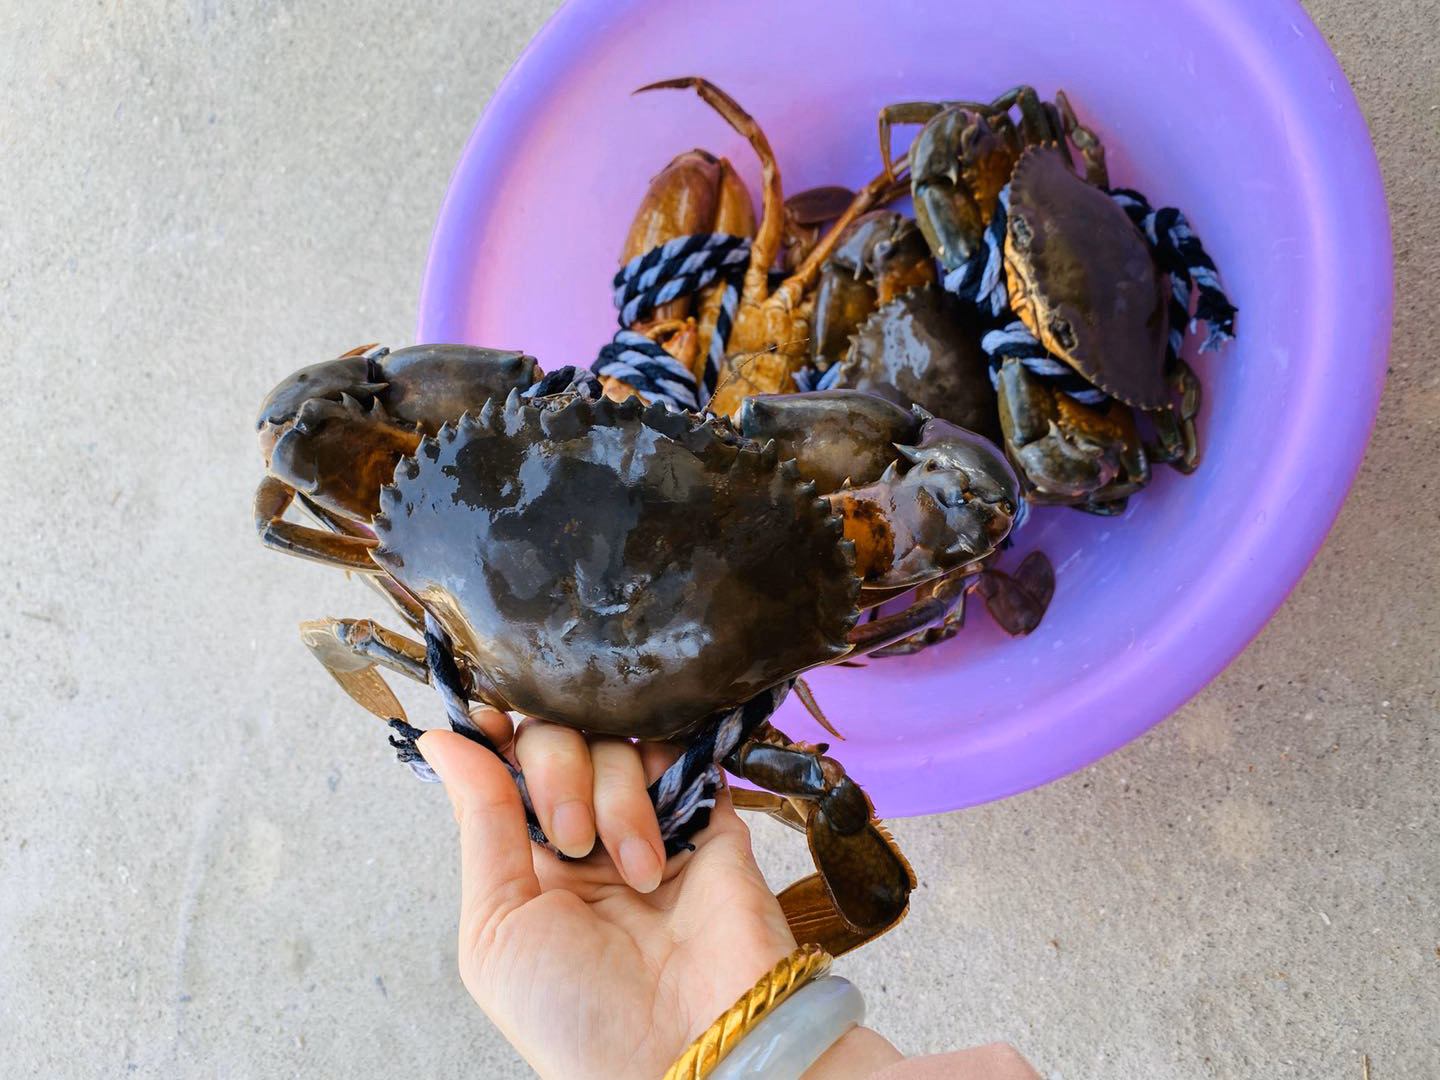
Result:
[943, 188, 1012, 320]
[791, 362, 844, 394]
[1109, 189, 1237, 354]
[521, 364, 604, 401]
[612, 232, 750, 326]
[649, 680, 794, 849]
[594, 331, 705, 412]
[592, 232, 751, 412]
[981, 321, 1107, 404]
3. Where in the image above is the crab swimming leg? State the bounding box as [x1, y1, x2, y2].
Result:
[725, 726, 914, 957]
[866, 549, 1058, 657]
[297, 617, 431, 722]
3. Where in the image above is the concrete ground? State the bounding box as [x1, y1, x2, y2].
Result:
[2, 1, 1435, 1077]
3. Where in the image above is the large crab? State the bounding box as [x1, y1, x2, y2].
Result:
[255, 344, 1021, 954]
[880, 86, 1235, 513]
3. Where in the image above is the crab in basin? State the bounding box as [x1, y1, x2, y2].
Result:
[597, 77, 906, 418]
[255, 344, 1021, 954]
[880, 86, 1235, 514]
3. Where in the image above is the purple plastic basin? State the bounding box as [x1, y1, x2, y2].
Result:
[419, 0, 1391, 817]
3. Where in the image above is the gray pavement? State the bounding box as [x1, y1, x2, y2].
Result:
[2, 2, 1435, 1077]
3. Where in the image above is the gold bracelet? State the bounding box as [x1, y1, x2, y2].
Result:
[662, 944, 834, 1080]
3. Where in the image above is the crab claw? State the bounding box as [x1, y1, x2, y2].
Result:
[899, 419, 1020, 508]
[831, 420, 1020, 589]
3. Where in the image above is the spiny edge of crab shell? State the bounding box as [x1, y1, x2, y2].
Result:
[372, 388, 863, 647]
[1006, 145, 1172, 410]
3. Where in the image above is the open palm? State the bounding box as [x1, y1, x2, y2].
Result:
[420, 729, 797, 1080]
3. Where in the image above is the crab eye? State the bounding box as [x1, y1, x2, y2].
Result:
[1050, 316, 1077, 352]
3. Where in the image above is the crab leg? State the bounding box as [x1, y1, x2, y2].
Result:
[297, 617, 430, 722]
[638, 77, 784, 310]
[1055, 90, 1109, 188]
[868, 550, 1057, 656]
[725, 725, 914, 956]
[1146, 357, 1202, 472]
[877, 101, 949, 179]
[254, 476, 381, 573]
[772, 166, 907, 310]
[641, 77, 903, 318]
[729, 788, 809, 832]
[846, 571, 973, 655]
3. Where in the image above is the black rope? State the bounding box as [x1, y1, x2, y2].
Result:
[1110, 189, 1238, 354]
[521, 365, 604, 401]
[593, 331, 703, 412]
[612, 232, 749, 326]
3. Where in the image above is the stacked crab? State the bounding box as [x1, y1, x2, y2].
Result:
[252, 77, 1233, 958]
[596, 78, 1236, 646]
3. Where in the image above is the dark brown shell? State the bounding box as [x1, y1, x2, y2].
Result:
[832, 286, 1002, 444]
[370, 392, 860, 738]
[1004, 146, 1170, 408]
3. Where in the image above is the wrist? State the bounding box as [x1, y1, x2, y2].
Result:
[800, 1026, 904, 1080]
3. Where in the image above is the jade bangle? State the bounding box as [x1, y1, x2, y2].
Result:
[707, 975, 865, 1080]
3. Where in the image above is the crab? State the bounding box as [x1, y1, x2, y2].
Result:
[879, 86, 1232, 513]
[601, 77, 905, 418]
[255, 344, 1022, 954]
[792, 210, 1053, 642]
[808, 210, 938, 376]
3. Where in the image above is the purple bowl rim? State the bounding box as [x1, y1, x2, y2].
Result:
[419, 0, 1394, 815]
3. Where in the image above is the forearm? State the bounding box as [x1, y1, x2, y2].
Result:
[800, 1029, 1043, 1080]
[800, 1027, 905, 1079]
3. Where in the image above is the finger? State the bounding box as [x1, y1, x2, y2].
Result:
[465, 706, 516, 753]
[418, 730, 541, 951]
[591, 738, 664, 894]
[513, 719, 597, 859]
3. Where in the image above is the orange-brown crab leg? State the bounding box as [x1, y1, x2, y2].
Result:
[769, 166, 908, 312]
[254, 476, 381, 572]
[298, 617, 430, 723]
[640, 77, 907, 315]
[637, 77, 784, 309]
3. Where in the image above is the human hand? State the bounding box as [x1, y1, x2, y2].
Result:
[419, 716, 904, 1080]
[419, 714, 797, 1079]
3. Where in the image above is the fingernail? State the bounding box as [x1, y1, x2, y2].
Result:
[619, 836, 663, 893]
[551, 800, 595, 859]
